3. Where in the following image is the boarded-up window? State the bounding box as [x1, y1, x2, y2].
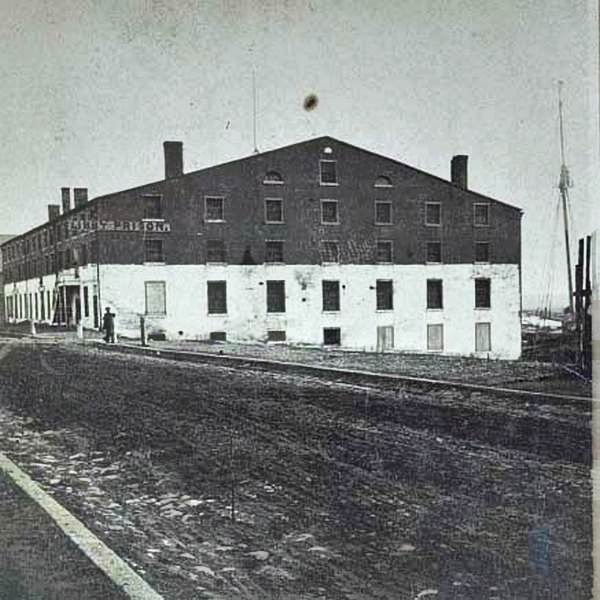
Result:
[475, 278, 491, 308]
[376, 280, 393, 310]
[266, 280, 285, 313]
[265, 241, 284, 263]
[427, 324, 444, 351]
[475, 241, 490, 262]
[207, 281, 227, 314]
[265, 199, 283, 223]
[475, 322, 491, 352]
[144, 239, 164, 262]
[426, 202, 441, 225]
[267, 330, 286, 342]
[426, 241, 442, 263]
[323, 327, 341, 345]
[320, 160, 337, 184]
[207, 240, 226, 263]
[376, 241, 393, 263]
[427, 279, 443, 309]
[375, 201, 392, 224]
[145, 281, 166, 315]
[321, 241, 339, 263]
[322, 280, 340, 311]
[143, 195, 162, 219]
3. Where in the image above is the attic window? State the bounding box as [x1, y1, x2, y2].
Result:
[374, 175, 392, 188]
[323, 146, 333, 154]
[264, 171, 283, 184]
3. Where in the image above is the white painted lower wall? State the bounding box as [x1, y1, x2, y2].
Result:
[4, 263, 522, 359]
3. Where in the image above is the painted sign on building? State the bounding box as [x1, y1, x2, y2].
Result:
[68, 220, 171, 233]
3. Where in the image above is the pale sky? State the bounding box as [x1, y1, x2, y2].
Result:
[1, 0, 598, 309]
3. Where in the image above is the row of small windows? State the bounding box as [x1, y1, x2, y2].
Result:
[197, 323, 492, 352]
[262, 162, 392, 187]
[200, 196, 491, 227]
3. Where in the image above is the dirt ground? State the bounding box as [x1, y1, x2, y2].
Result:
[0, 339, 592, 599]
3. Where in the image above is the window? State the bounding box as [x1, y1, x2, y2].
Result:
[474, 203, 490, 226]
[375, 201, 392, 225]
[267, 330, 286, 342]
[475, 241, 490, 263]
[206, 240, 226, 263]
[426, 241, 442, 263]
[144, 239, 164, 262]
[426, 202, 441, 226]
[266, 280, 286, 313]
[265, 198, 283, 223]
[376, 241, 393, 263]
[374, 175, 392, 188]
[263, 171, 283, 184]
[143, 195, 162, 219]
[320, 160, 337, 185]
[205, 197, 225, 222]
[427, 324, 444, 351]
[210, 331, 227, 341]
[323, 327, 341, 345]
[322, 280, 340, 311]
[427, 279, 443, 309]
[376, 280, 393, 310]
[207, 281, 227, 314]
[83, 286, 89, 317]
[145, 281, 166, 315]
[475, 322, 491, 352]
[265, 241, 284, 263]
[475, 278, 491, 308]
[321, 200, 339, 224]
[321, 241, 339, 263]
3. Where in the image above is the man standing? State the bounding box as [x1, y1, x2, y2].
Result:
[102, 306, 116, 343]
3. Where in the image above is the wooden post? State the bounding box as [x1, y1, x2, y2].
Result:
[140, 315, 148, 346]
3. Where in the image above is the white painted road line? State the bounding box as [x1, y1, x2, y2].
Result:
[0, 452, 164, 600]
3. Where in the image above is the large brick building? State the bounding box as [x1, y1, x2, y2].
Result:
[1, 136, 522, 357]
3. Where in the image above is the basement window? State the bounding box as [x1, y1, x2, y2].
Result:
[207, 281, 227, 314]
[145, 281, 167, 315]
[323, 327, 341, 345]
[267, 330, 286, 342]
[210, 331, 227, 342]
[427, 324, 444, 351]
[475, 322, 491, 352]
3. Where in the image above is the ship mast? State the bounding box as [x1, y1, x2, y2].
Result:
[557, 80, 574, 313]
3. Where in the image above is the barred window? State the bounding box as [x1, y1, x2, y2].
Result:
[205, 197, 225, 221]
[376, 241, 393, 263]
[375, 201, 392, 225]
[207, 281, 227, 314]
[475, 278, 491, 308]
[322, 280, 340, 311]
[144, 239, 164, 262]
[265, 241, 284, 263]
[321, 200, 339, 224]
[265, 199, 283, 223]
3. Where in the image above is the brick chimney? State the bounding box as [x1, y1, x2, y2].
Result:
[74, 188, 88, 208]
[61, 187, 71, 213]
[451, 155, 468, 190]
[163, 141, 183, 179]
[48, 204, 60, 221]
